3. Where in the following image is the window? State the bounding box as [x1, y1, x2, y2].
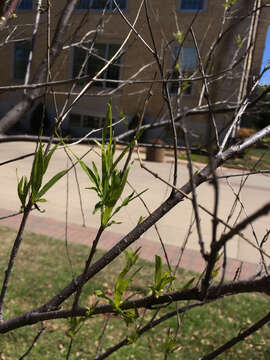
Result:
[180, 0, 205, 11]
[77, 0, 127, 11]
[177, 47, 198, 71]
[13, 41, 31, 80]
[73, 43, 121, 88]
[171, 47, 198, 95]
[17, 0, 33, 10]
[70, 114, 105, 129]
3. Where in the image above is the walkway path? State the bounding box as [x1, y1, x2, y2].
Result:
[1, 141, 268, 278]
[0, 208, 257, 280]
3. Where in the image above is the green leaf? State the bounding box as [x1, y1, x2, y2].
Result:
[17, 176, 25, 205]
[92, 161, 101, 188]
[111, 136, 138, 173]
[150, 255, 175, 298]
[118, 193, 135, 210]
[36, 198, 47, 203]
[37, 170, 67, 199]
[30, 144, 44, 199]
[163, 328, 178, 355]
[236, 34, 243, 48]
[70, 101, 145, 229]
[17, 176, 29, 209]
[86, 167, 101, 193]
[211, 266, 220, 279]
[76, 157, 98, 186]
[66, 305, 94, 339]
[137, 215, 145, 224]
[222, 0, 237, 9]
[173, 30, 184, 44]
[91, 138, 102, 149]
[93, 201, 103, 214]
[160, 272, 176, 289]
[101, 148, 109, 187]
[43, 144, 58, 174]
[112, 188, 147, 219]
[114, 278, 131, 308]
[95, 290, 103, 297]
[111, 248, 141, 309]
[120, 308, 138, 326]
[102, 205, 114, 227]
[127, 330, 139, 344]
[102, 102, 112, 146]
[106, 220, 122, 227]
[108, 102, 113, 146]
[95, 290, 114, 306]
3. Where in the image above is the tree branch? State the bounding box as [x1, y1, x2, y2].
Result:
[0, 276, 269, 333]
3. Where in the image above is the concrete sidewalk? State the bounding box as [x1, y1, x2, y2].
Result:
[0, 208, 257, 280]
[0, 141, 269, 268]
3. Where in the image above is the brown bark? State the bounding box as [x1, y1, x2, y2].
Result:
[0, 0, 79, 134]
[0, 0, 20, 32]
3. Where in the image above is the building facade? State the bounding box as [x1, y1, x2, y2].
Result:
[0, 0, 269, 143]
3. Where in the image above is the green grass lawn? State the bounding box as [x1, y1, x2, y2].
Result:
[0, 227, 269, 359]
[177, 147, 270, 170]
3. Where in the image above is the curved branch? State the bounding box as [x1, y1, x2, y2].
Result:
[0, 0, 80, 134]
[0, 276, 269, 333]
[16, 124, 270, 315]
[202, 311, 270, 360]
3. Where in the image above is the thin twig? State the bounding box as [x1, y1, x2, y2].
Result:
[0, 211, 23, 221]
[19, 323, 45, 360]
[182, 124, 205, 258]
[1, 274, 270, 333]
[95, 301, 205, 360]
[66, 338, 73, 360]
[95, 316, 110, 359]
[72, 226, 104, 310]
[202, 311, 270, 360]
[137, 148, 270, 259]
[0, 204, 32, 321]
[127, 178, 172, 272]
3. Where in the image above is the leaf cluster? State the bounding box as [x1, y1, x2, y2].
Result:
[67, 306, 97, 339]
[222, 0, 238, 9]
[173, 30, 184, 44]
[17, 143, 67, 210]
[96, 248, 142, 325]
[76, 103, 146, 228]
[163, 328, 182, 357]
[149, 255, 176, 299]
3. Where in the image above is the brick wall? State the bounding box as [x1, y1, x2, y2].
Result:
[0, 0, 268, 141]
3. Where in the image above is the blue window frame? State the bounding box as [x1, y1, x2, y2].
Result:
[17, 0, 33, 10]
[180, 0, 205, 11]
[14, 41, 31, 80]
[77, 0, 127, 11]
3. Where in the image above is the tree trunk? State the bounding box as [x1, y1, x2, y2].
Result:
[0, 0, 20, 32]
[0, 0, 79, 134]
[0, 97, 33, 134]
